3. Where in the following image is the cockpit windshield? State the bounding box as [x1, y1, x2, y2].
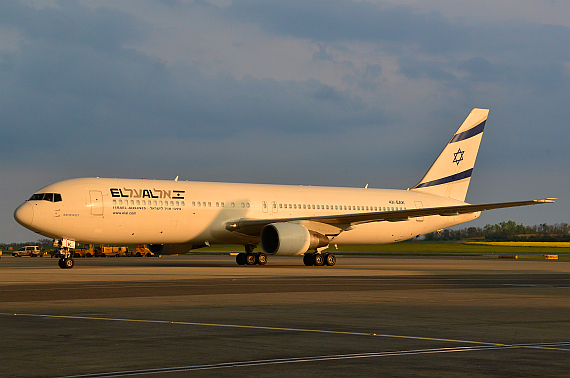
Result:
[29, 193, 62, 202]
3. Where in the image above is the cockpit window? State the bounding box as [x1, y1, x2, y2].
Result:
[29, 193, 62, 202]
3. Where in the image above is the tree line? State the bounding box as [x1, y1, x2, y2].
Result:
[2, 222, 569, 250]
[424, 221, 570, 241]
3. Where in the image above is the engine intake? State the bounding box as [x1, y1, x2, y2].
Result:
[260, 222, 329, 255]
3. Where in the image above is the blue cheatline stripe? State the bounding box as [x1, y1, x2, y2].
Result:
[414, 169, 473, 189]
[449, 121, 485, 143]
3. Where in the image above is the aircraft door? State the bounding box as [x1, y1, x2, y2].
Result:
[414, 201, 423, 222]
[90, 191, 104, 216]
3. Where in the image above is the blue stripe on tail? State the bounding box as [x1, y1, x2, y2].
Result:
[414, 168, 473, 189]
[449, 121, 485, 143]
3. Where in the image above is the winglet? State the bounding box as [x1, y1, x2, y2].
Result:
[536, 198, 557, 203]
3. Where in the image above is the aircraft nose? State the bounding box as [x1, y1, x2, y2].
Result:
[14, 202, 34, 227]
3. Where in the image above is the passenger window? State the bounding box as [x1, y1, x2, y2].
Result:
[136, 200, 140, 205]
[192, 201, 196, 206]
[176, 201, 179, 206]
[231, 202, 235, 207]
[247, 203, 250, 208]
[242, 203, 245, 207]
[197, 202, 201, 207]
[279, 204, 283, 208]
[216, 202, 219, 207]
[221, 202, 225, 207]
[182, 202, 185, 206]
[113, 200, 117, 205]
[203, 202, 206, 207]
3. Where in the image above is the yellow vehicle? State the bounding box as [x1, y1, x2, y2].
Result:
[72, 244, 129, 257]
[132, 246, 156, 257]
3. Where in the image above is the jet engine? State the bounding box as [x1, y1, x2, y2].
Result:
[260, 222, 329, 255]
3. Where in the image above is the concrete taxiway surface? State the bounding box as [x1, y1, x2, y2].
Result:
[1, 255, 569, 377]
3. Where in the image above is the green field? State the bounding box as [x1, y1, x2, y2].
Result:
[4, 241, 566, 259]
[190, 241, 569, 258]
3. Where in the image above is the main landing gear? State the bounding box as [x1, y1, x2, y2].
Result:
[303, 252, 336, 267]
[236, 252, 267, 265]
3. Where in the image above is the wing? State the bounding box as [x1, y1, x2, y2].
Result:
[225, 198, 556, 237]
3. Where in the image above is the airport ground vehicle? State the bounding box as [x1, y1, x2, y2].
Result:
[12, 246, 43, 257]
[72, 244, 129, 257]
[132, 246, 156, 257]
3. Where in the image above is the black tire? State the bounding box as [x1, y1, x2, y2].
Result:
[314, 253, 325, 266]
[58, 258, 66, 269]
[236, 252, 247, 265]
[303, 253, 314, 266]
[135, 252, 142, 257]
[245, 253, 257, 265]
[63, 257, 75, 269]
[325, 253, 336, 266]
[256, 253, 267, 265]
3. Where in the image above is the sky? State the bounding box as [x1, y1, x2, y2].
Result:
[1, 0, 568, 243]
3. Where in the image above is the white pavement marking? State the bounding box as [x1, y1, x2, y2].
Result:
[53, 343, 570, 378]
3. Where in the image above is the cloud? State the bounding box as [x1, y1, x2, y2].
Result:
[225, 0, 464, 53]
[0, 1, 148, 52]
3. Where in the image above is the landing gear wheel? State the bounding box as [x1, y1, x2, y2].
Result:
[59, 257, 75, 269]
[236, 252, 247, 265]
[245, 253, 257, 265]
[324, 253, 336, 266]
[303, 253, 315, 266]
[313, 253, 325, 266]
[256, 253, 267, 265]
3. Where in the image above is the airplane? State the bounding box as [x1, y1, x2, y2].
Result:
[13, 108, 555, 269]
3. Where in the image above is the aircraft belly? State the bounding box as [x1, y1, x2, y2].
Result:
[333, 213, 479, 245]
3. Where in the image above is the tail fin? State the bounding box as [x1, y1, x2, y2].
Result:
[410, 108, 488, 201]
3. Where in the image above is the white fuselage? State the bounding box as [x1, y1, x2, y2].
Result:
[16, 177, 479, 248]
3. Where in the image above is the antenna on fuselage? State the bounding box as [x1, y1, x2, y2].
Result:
[174, 176, 179, 181]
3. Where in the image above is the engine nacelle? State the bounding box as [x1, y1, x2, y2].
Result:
[146, 243, 206, 255]
[260, 222, 329, 256]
